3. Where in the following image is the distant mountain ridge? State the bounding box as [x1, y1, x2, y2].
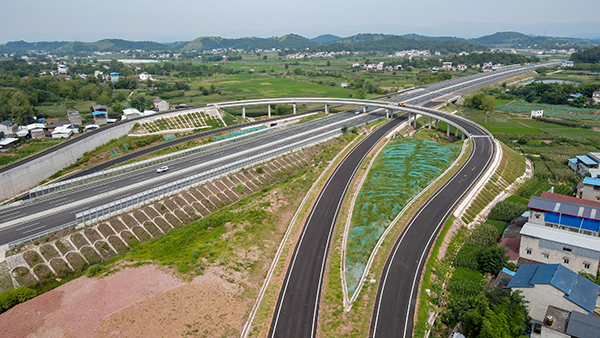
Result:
[182, 34, 317, 51]
[1, 31, 598, 54]
[468, 31, 600, 48]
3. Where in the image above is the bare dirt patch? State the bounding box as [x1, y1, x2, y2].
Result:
[0, 265, 243, 338]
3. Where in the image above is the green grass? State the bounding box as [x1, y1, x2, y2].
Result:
[505, 195, 530, 205]
[484, 219, 510, 236]
[0, 139, 65, 169]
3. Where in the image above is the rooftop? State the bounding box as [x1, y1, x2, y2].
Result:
[0, 138, 19, 146]
[576, 155, 598, 166]
[520, 222, 600, 253]
[508, 263, 600, 314]
[1, 120, 14, 126]
[566, 310, 600, 338]
[529, 192, 600, 222]
[153, 98, 163, 103]
[583, 177, 600, 187]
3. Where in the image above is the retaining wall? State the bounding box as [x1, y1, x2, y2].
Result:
[0, 121, 135, 201]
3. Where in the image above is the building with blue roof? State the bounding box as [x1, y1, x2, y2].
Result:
[508, 264, 600, 323]
[579, 177, 600, 202]
[568, 152, 600, 177]
[521, 192, 600, 275]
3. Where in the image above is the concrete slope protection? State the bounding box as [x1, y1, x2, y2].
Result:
[269, 115, 407, 338]
[369, 137, 494, 338]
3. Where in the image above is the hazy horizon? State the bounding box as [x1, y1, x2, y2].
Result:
[1, 0, 599, 44]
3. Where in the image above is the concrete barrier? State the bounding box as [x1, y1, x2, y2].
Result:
[0, 121, 135, 201]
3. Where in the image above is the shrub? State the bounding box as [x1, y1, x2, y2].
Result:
[464, 223, 498, 248]
[477, 246, 509, 276]
[87, 264, 101, 277]
[0, 288, 37, 313]
[454, 245, 481, 270]
[488, 201, 529, 222]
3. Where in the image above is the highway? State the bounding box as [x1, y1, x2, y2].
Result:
[0, 61, 553, 337]
[0, 110, 383, 246]
[369, 136, 494, 338]
[266, 63, 553, 338]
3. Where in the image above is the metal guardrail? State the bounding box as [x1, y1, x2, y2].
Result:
[28, 125, 273, 200]
[8, 222, 77, 248]
[74, 127, 348, 226]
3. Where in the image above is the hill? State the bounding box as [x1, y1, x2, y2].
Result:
[469, 31, 600, 48]
[182, 34, 317, 51]
[53, 39, 171, 53]
[313, 35, 485, 53]
[310, 34, 342, 44]
[401, 34, 466, 42]
[0, 40, 71, 52]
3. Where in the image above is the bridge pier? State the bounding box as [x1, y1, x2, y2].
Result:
[363, 106, 367, 113]
[242, 106, 246, 119]
[325, 104, 329, 114]
[293, 104, 296, 114]
[447, 124, 450, 136]
[462, 132, 465, 141]
[455, 127, 459, 137]
[428, 117, 432, 129]
[268, 105, 271, 118]
[435, 119, 439, 129]
[413, 114, 417, 128]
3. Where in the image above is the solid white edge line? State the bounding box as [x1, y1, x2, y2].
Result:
[371, 136, 493, 337]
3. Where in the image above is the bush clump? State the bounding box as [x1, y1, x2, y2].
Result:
[488, 201, 529, 223]
[0, 287, 37, 313]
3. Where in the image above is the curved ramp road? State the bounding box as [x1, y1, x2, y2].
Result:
[269, 116, 407, 338]
[369, 136, 495, 338]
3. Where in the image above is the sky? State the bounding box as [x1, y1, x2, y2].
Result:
[1, 0, 599, 43]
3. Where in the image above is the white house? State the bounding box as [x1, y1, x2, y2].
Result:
[508, 264, 600, 337]
[121, 108, 141, 120]
[520, 192, 600, 275]
[153, 98, 169, 111]
[593, 91, 600, 105]
[531, 110, 544, 118]
[57, 65, 68, 74]
[457, 64, 467, 71]
[340, 83, 348, 88]
[138, 72, 153, 81]
[442, 62, 453, 70]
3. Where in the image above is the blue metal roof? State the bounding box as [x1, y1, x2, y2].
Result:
[92, 111, 107, 116]
[584, 177, 600, 187]
[566, 311, 600, 338]
[508, 264, 600, 314]
[568, 158, 578, 164]
[576, 155, 598, 166]
[528, 195, 600, 222]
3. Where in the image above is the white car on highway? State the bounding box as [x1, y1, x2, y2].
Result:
[156, 166, 169, 173]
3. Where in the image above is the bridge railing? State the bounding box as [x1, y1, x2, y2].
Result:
[27, 124, 280, 200]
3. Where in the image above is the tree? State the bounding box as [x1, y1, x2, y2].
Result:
[326, 60, 331, 66]
[354, 88, 367, 99]
[284, 63, 289, 70]
[341, 124, 348, 133]
[480, 96, 497, 112]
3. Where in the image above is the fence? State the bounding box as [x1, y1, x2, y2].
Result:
[28, 125, 274, 199]
[74, 127, 344, 225]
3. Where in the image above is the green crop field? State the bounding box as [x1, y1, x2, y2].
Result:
[495, 100, 600, 121]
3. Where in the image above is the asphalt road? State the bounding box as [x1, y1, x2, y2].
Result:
[269, 115, 407, 338]
[369, 136, 494, 338]
[265, 62, 553, 337]
[0, 111, 384, 246]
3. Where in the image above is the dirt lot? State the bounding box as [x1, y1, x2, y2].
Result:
[0, 264, 247, 338]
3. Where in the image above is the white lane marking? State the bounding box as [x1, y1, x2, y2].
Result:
[371, 138, 494, 338]
[22, 225, 48, 234]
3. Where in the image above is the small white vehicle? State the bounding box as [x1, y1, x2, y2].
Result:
[156, 166, 169, 173]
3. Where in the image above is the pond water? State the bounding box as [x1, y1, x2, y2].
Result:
[519, 79, 580, 85]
